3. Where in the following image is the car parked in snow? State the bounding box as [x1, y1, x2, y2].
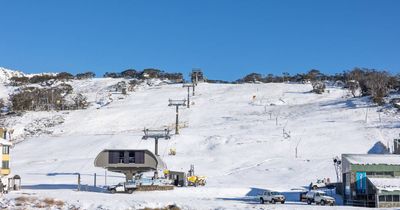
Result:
[259, 191, 286, 204]
[305, 190, 335, 206]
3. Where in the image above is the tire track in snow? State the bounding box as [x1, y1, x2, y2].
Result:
[224, 158, 278, 176]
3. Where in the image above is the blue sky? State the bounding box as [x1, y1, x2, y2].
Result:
[0, 0, 399, 81]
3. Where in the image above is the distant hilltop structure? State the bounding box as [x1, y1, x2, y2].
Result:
[191, 68, 206, 84]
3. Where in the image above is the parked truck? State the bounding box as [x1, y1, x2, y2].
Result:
[259, 191, 286, 204]
[108, 181, 136, 194]
[107, 175, 174, 193]
[304, 190, 335, 206]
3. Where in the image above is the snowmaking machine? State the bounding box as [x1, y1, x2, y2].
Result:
[186, 165, 207, 187]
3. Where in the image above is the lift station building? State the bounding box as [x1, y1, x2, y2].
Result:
[342, 154, 400, 208]
[94, 149, 166, 180]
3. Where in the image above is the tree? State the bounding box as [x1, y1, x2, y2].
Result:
[347, 80, 360, 97]
[162, 72, 184, 82]
[72, 93, 88, 109]
[306, 69, 324, 81]
[365, 71, 390, 105]
[103, 72, 122, 78]
[121, 69, 138, 78]
[242, 73, 262, 83]
[142, 68, 161, 79]
[76, 72, 95, 79]
[265, 74, 274, 83]
[57, 83, 73, 95]
[388, 74, 400, 91]
[282, 72, 290, 82]
[311, 81, 326, 94]
[346, 68, 369, 95]
[56, 72, 74, 81]
[9, 76, 29, 86]
[29, 74, 56, 84]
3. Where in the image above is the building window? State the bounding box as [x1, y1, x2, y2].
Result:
[386, 195, 393, 202]
[135, 151, 144, 164]
[2, 161, 9, 169]
[379, 195, 385, 202]
[393, 195, 400, 202]
[109, 151, 124, 164]
[368, 195, 374, 201]
[118, 152, 124, 163]
[109, 151, 144, 164]
[366, 171, 394, 177]
[2, 146, 9, 155]
[128, 152, 135, 163]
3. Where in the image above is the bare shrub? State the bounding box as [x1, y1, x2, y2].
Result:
[29, 74, 56, 84]
[15, 196, 37, 206]
[42, 198, 64, 207]
[11, 87, 63, 111]
[10, 84, 81, 111]
[311, 81, 326, 94]
[9, 76, 29, 86]
[346, 80, 360, 97]
[72, 93, 88, 109]
[365, 71, 390, 105]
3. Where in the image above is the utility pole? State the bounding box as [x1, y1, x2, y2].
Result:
[94, 173, 97, 188]
[168, 99, 186, 134]
[104, 169, 107, 186]
[77, 173, 81, 191]
[183, 83, 194, 108]
[142, 128, 171, 156]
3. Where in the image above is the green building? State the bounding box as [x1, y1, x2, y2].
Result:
[342, 154, 400, 208]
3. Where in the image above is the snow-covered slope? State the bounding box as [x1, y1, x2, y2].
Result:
[0, 67, 25, 83]
[2, 81, 400, 209]
[0, 67, 59, 101]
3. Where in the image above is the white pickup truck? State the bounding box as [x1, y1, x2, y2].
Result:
[259, 191, 286, 204]
[305, 190, 335, 206]
[108, 181, 136, 194]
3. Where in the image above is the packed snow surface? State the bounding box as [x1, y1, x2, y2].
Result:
[1, 75, 399, 209]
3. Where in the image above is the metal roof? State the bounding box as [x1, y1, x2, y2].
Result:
[343, 154, 400, 165]
[369, 177, 400, 192]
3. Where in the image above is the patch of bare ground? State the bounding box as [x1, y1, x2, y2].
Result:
[14, 196, 65, 209]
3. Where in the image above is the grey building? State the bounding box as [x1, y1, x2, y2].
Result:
[342, 154, 400, 208]
[94, 149, 166, 180]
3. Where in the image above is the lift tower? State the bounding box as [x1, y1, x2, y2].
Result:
[182, 83, 194, 108]
[168, 99, 186, 134]
[142, 128, 170, 156]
